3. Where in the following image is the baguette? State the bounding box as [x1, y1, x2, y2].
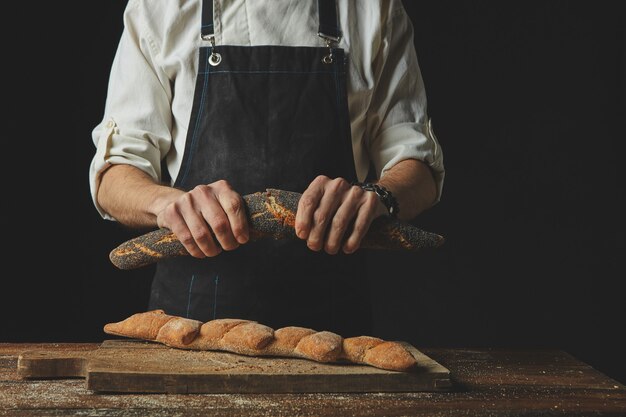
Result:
[104, 310, 417, 372]
[109, 188, 444, 270]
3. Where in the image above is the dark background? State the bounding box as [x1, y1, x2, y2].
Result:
[5, 1, 624, 384]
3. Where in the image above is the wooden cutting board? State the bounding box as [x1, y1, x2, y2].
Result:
[17, 339, 451, 393]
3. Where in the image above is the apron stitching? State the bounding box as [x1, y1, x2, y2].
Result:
[333, 57, 340, 113]
[157, 1, 364, 329]
[213, 274, 219, 319]
[186, 274, 196, 318]
[179, 54, 211, 186]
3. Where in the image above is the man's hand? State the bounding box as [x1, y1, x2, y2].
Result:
[98, 161, 434, 257]
[294, 175, 388, 255]
[156, 180, 249, 258]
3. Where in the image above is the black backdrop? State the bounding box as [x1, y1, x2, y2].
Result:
[5, 1, 624, 384]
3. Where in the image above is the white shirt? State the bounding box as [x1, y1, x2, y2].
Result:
[90, 0, 445, 219]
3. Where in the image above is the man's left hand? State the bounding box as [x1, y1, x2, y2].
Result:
[294, 175, 388, 255]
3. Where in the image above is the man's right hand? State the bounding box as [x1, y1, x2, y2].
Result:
[155, 180, 249, 258]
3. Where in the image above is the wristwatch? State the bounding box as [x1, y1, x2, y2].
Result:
[351, 181, 400, 217]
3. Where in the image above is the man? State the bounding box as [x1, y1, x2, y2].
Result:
[90, 0, 444, 336]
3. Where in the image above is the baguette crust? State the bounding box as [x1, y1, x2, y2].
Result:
[104, 310, 417, 372]
[110, 189, 445, 270]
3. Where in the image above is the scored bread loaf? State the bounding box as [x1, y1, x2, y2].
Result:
[109, 188, 445, 270]
[104, 310, 417, 372]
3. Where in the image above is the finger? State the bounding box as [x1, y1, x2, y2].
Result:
[343, 192, 379, 254]
[217, 190, 249, 244]
[177, 195, 221, 257]
[295, 175, 327, 240]
[171, 222, 205, 258]
[198, 194, 240, 251]
[307, 178, 350, 251]
[324, 186, 364, 254]
[158, 199, 206, 258]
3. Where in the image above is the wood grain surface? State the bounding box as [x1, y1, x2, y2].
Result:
[17, 340, 451, 394]
[2, 344, 625, 416]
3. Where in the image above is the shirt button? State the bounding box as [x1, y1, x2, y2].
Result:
[106, 120, 115, 129]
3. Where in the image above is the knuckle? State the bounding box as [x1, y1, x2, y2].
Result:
[325, 243, 339, 254]
[191, 186, 211, 200]
[221, 242, 239, 251]
[178, 232, 194, 245]
[191, 227, 209, 241]
[343, 242, 355, 254]
[300, 195, 316, 210]
[211, 219, 229, 235]
[314, 174, 329, 184]
[307, 239, 321, 251]
[162, 206, 177, 221]
[225, 197, 242, 213]
[313, 210, 327, 225]
[364, 192, 378, 206]
[180, 193, 194, 205]
[333, 177, 349, 188]
[350, 185, 364, 198]
[332, 216, 347, 231]
[205, 246, 222, 257]
[232, 227, 246, 238]
[329, 179, 345, 193]
[213, 179, 231, 189]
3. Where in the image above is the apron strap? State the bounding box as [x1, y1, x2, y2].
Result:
[318, 0, 342, 40]
[201, 0, 215, 39]
[200, 0, 342, 41]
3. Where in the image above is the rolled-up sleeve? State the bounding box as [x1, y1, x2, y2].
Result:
[89, 0, 173, 220]
[366, 3, 445, 203]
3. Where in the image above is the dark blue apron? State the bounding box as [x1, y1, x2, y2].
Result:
[149, 0, 372, 336]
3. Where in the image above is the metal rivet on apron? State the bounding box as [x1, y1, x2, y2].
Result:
[203, 34, 222, 67]
[155, 1, 367, 328]
[209, 53, 222, 66]
[318, 33, 341, 64]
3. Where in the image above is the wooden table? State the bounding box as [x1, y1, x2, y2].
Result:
[1, 344, 624, 416]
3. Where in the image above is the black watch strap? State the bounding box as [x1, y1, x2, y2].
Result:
[351, 181, 400, 217]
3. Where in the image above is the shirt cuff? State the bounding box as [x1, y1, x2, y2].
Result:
[89, 119, 162, 220]
[372, 120, 445, 204]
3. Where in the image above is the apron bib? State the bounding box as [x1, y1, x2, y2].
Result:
[149, 0, 372, 336]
